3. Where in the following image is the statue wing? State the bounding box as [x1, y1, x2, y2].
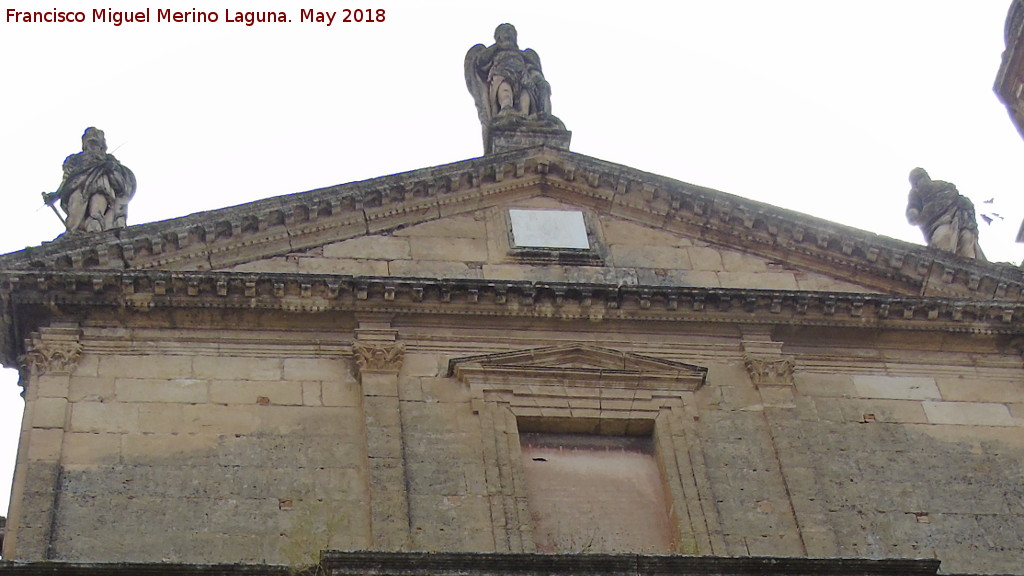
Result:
[523, 48, 543, 73]
[464, 43, 491, 123]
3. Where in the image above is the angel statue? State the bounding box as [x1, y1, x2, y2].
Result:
[465, 24, 567, 153]
[42, 127, 137, 235]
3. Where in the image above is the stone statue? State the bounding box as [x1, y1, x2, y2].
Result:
[42, 127, 136, 235]
[906, 167, 985, 261]
[465, 24, 568, 153]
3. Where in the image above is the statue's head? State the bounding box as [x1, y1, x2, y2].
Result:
[910, 167, 929, 185]
[81, 127, 107, 155]
[494, 23, 518, 48]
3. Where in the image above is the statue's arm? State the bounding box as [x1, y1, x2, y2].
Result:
[43, 154, 78, 206]
[906, 189, 924, 224]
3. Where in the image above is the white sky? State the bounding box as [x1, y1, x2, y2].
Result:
[2, 1, 1024, 519]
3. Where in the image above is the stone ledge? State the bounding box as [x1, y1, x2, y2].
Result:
[0, 554, 949, 576]
[0, 563, 295, 576]
[321, 551, 942, 576]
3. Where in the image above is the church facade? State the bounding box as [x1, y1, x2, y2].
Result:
[2, 22, 1024, 576]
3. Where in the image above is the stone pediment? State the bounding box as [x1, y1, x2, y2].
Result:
[448, 344, 708, 392]
[2, 146, 1024, 303]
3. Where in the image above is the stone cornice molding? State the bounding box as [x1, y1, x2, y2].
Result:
[2, 147, 1021, 301]
[2, 268, 1024, 376]
[4, 271, 1024, 334]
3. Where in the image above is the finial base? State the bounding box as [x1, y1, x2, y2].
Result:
[488, 128, 572, 154]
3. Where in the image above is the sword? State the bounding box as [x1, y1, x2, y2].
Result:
[41, 191, 66, 225]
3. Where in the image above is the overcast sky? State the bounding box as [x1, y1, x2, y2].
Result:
[2, 1, 1024, 520]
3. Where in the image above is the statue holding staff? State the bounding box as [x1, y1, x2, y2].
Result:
[43, 127, 136, 235]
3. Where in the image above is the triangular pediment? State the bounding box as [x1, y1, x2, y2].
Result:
[222, 193, 885, 294]
[1, 146, 1022, 302]
[448, 344, 708, 392]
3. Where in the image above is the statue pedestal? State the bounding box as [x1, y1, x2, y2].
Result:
[488, 128, 572, 154]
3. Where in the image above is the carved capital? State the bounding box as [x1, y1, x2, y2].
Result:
[353, 341, 405, 373]
[20, 339, 83, 377]
[744, 355, 795, 387]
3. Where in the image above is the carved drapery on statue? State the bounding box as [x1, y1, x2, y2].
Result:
[43, 127, 137, 235]
[906, 168, 985, 261]
[465, 24, 570, 154]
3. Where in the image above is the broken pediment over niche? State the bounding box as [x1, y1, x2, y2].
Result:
[447, 343, 708, 392]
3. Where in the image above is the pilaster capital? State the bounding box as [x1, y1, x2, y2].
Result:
[743, 355, 795, 387]
[19, 325, 83, 377]
[353, 340, 405, 373]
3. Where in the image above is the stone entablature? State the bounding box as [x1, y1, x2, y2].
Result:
[4, 270, 1024, 368]
[2, 148, 1022, 302]
[5, 271, 1024, 326]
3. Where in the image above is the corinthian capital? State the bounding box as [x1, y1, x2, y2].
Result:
[20, 339, 83, 376]
[744, 355, 795, 387]
[353, 341, 405, 373]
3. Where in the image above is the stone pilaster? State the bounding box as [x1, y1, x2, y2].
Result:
[739, 327, 838, 557]
[5, 324, 81, 560]
[353, 321, 409, 551]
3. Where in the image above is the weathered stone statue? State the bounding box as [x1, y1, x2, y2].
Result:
[906, 167, 985, 261]
[465, 24, 569, 154]
[42, 127, 136, 235]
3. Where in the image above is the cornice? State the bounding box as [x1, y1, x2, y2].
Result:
[1, 147, 1021, 302]
[3, 271, 1023, 335]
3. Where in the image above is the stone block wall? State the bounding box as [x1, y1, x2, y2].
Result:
[7, 327, 370, 564]
[4, 314, 1022, 573]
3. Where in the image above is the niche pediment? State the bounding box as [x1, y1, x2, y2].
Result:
[448, 344, 707, 392]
